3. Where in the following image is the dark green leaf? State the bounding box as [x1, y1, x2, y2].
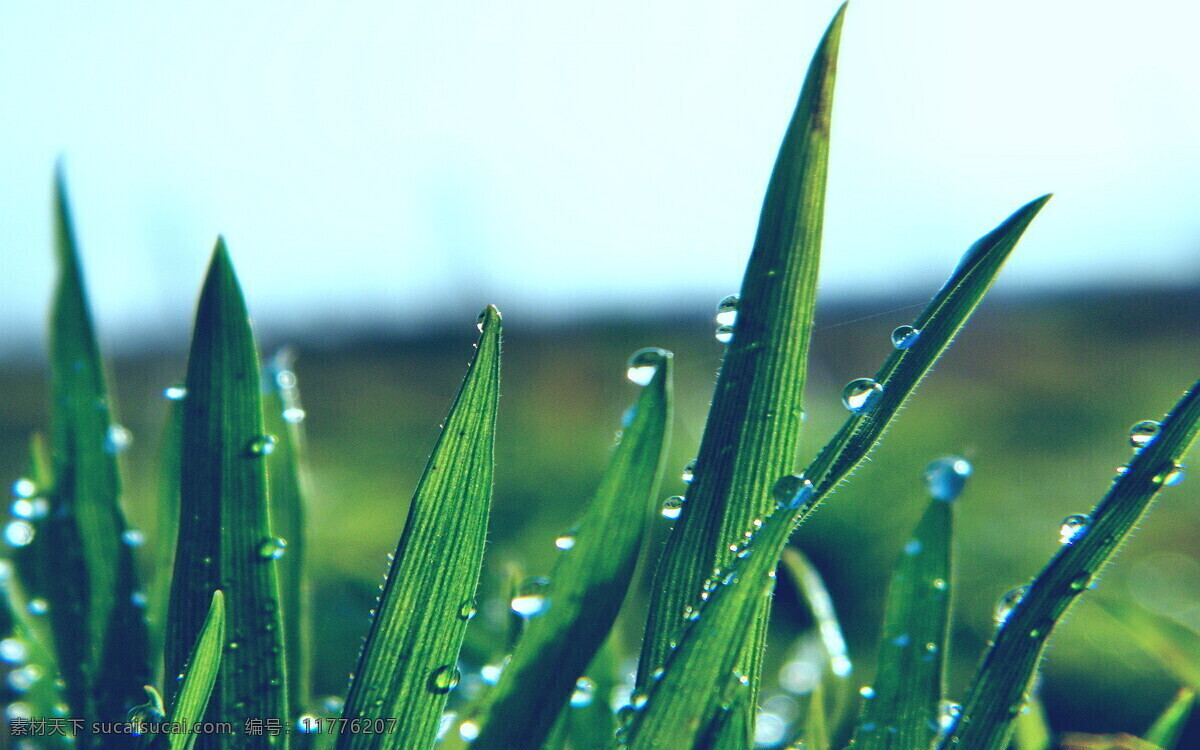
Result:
[940, 376, 1200, 750]
[472, 350, 671, 749]
[336, 307, 501, 750]
[849, 494, 953, 750]
[637, 7, 845, 741]
[166, 239, 288, 747]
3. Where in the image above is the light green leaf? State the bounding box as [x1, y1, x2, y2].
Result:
[1094, 598, 1200, 692]
[849, 492, 954, 750]
[166, 239, 288, 746]
[336, 306, 501, 750]
[168, 591, 227, 750]
[472, 350, 671, 749]
[1144, 687, 1194, 750]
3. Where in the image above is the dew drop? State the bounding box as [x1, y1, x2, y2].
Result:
[1068, 571, 1094, 592]
[570, 677, 597, 707]
[246, 435, 278, 457]
[1058, 514, 1091, 545]
[938, 701, 962, 731]
[6, 665, 42, 693]
[859, 686, 876, 699]
[282, 407, 307, 424]
[164, 385, 187, 401]
[480, 660, 506, 684]
[924, 456, 972, 502]
[458, 599, 477, 621]
[0, 639, 28, 664]
[6, 702, 33, 720]
[27, 599, 48, 616]
[11, 497, 48, 521]
[1156, 463, 1186, 487]
[994, 585, 1029, 625]
[661, 495, 685, 520]
[1129, 420, 1161, 449]
[459, 719, 481, 741]
[475, 309, 488, 332]
[891, 325, 921, 350]
[511, 578, 550, 618]
[122, 529, 145, 547]
[932, 578, 948, 591]
[715, 295, 739, 326]
[105, 424, 133, 454]
[429, 665, 461, 694]
[842, 378, 884, 414]
[11, 478, 36, 499]
[4, 521, 34, 547]
[625, 347, 670, 386]
[772, 474, 815, 510]
[257, 537, 287, 561]
[555, 533, 576, 551]
[904, 539, 922, 556]
[682, 460, 697, 484]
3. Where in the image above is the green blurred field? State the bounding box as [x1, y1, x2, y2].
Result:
[3, 285, 1199, 744]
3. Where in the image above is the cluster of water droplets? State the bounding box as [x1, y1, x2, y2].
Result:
[923, 457, 972, 503]
[5, 478, 47, 550]
[714, 294, 738, 344]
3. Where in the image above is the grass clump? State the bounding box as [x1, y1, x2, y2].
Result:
[3, 4, 1199, 750]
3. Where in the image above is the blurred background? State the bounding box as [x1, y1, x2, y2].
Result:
[2, 0, 1200, 746]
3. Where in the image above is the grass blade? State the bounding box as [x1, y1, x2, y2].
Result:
[627, 197, 1048, 747]
[778, 548, 852, 691]
[166, 239, 288, 746]
[938, 377, 1200, 750]
[1011, 693, 1052, 750]
[1093, 598, 1200, 692]
[1143, 687, 1194, 750]
[264, 349, 313, 719]
[150, 390, 185, 684]
[848, 464, 958, 750]
[48, 169, 150, 732]
[471, 349, 672, 749]
[336, 306, 501, 750]
[637, 4, 845, 732]
[167, 591, 227, 750]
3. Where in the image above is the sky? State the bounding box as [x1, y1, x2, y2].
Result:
[2, 1, 1199, 354]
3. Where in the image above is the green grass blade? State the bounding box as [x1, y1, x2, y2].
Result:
[166, 239, 288, 746]
[938, 377, 1200, 750]
[264, 350, 313, 720]
[48, 169, 150, 729]
[1143, 687, 1194, 750]
[150, 391, 184, 684]
[168, 591, 227, 750]
[800, 194, 1049, 509]
[1011, 693, 1052, 750]
[779, 548, 851, 689]
[849, 474, 956, 750]
[336, 306, 501, 750]
[471, 350, 672, 750]
[637, 1, 844, 720]
[1093, 598, 1200, 692]
[801, 678, 830, 750]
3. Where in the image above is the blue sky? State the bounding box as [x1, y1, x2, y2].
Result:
[2, 1, 1198, 353]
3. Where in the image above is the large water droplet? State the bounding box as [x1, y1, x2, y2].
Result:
[1129, 420, 1161, 449]
[11, 479, 36, 499]
[682, 460, 697, 483]
[772, 474, 815, 510]
[842, 378, 883, 414]
[570, 677, 597, 707]
[661, 495, 685, 520]
[511, 578, 550, 618]
[246, 435, 278, 457]
[891, 325, 921, 350]
[0, 639, 28, 664]
[994, 585, 1029, 625]
[164, 385, 187, 401]
[625, 348, 670, 386]
[1156, 463, 1186, 487]
[459, 719, 481, 741]
[1058, 514, 1091, 545]
[924, 457, 972, 502]
[429, 664, 461, 694]
[715, 295, 739, 326]
[257, 538, 287, 561]
[105, 424, 133, 454]
[4, 521, 34, 547]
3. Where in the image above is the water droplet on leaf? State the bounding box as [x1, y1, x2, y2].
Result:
[1129, 420, 1161, 448]
[257, 537, 287, 561]
[682, 460, 697, 483]
[924, 457, 972, 502]
[625, 347, 670, 386]
[891, 325, 921, 350]
[661, 495, 685, 519]
[715, 325, 735, 344]
[772, 474, 815, 510]
[715, 295, 739, 326]
[570, 677, 596, 707]
[995, 585, 1029, 625]
[429, 665, 460, 694]
[511, 578, 550, 617]
[1058, 514, 1090, 544]
[4, 521, 34, 547]
[842, 378, 883, 414]
[246, 435, 277, 457]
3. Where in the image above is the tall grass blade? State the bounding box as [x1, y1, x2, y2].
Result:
[848, 484, 955, 750]
[627, 197, 1048, 748]
[150, 392, 185, 683]
[637, 7, 845, 738]
[336, 306, 501, 750]
[48, 169, 150, 735]
[264, 349, 313, 718]
[1093, 599, 1200, 692]
[778, 548, 851, 692]
[938, 377, 1200, 750]
[166, 239, 288, 747]
[167, 591, 227, 750]
[1143, 687, 1194, 750]
[471, 350, 671, 749]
